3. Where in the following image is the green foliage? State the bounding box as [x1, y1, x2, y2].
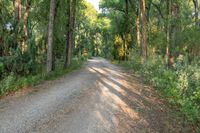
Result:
[177, 27, 200, 55]
[118, 54, 200, 123]
[0, 73, 16, 95]
[148, 29, 166, 54]
[0, 62, 4, 78]
[0, 46, 38, 76]
[0, 58, 84, 96]
[181, 100, 199, 122]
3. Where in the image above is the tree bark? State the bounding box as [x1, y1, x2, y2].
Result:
[47, 0, 56, 72]
[166, 0, 171, 66]
[13, 0, 22, 49]
[193, 0, 199, 26]
[52, 0, 60, 70]
[22, 0, 32, 53]
[170, 1, 179, 65]
[140, 0, 147, 60]
[136, 12, 141, 48]
[124, 0, 128, 60]
[14, 0, 22, 21]
[64, 0, 72, 68]
[64, 0, 76, 68]
[71, 0, 77, 54]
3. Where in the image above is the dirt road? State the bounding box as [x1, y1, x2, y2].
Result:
[0, 58, 194, 133]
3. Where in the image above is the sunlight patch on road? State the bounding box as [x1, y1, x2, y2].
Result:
[87, 67, 96, 73]
[101, 77, 126, 96]
[97, 81, 140, 120]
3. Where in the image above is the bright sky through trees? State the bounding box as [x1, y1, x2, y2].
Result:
[87, 0, 100, 12]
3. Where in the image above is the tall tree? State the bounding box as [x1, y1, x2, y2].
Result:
[124, 0, 129, 60]
[14, 0, 22, 21]
[136, 0, 141, 48]
[71, 0, 77, 54]
[13, 0, 22, 49]
[193, 0, 199, 26]
[64, 0, 77, 68]
[166, 0, 171, 66]
[140, 0, 148, 60]
[169, 1, 179, 65]
[22, 0, 32, 53]
[47, 0, 56, 72]
[64, 0, 72, 68]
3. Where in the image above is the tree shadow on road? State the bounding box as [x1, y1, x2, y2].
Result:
[88, 59, 195, 133]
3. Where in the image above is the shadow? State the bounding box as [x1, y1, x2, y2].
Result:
[86, 58, 194, 133]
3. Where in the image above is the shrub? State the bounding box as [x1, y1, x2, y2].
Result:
[0, 58, 84, 96]
[0, 73, 16, 95]
[120, 54, 200, 123]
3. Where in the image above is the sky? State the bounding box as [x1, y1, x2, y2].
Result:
[87, 0, 100, 12]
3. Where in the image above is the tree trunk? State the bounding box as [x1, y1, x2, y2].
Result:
[169, 1, 179, 66]
[52, 0, 60, 70]
[13, 0, 22, 49]
[136, 13, 141, 48]
[140, 0, 147, 60]
[166, 0, 171, 66]
[193, 0, 199, 26]
[64, 0, 76, 68]
[71, 0, 77, 55]
[125, 0, 128, 15]
[22, 0, 32, 53]
[136, 0, 141, 48]
[14, 0, 22, 21]
[64, 0, 72, 68]
[47, 0, 56, 72]
[124, 0, 128, 60]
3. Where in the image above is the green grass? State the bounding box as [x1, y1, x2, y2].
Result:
[0, 58, 84, 97]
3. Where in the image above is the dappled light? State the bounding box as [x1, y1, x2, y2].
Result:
[84, 58, 194, 132]
[0, 0, 200, 132]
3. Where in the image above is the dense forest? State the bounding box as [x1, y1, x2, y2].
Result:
[0, 0, 200, 125]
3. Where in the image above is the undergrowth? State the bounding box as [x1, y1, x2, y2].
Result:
[0, 57, 85, 97]
[114, 53, 200, 126]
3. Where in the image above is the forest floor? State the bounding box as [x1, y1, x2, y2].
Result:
[0, 57, 196, 133]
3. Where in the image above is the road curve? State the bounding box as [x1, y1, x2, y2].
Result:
[0, 58, 194, 133]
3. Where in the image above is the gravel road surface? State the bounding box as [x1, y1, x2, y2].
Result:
[0, 58, 194, 133]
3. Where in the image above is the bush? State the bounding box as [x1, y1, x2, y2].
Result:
[0, 73, 16, 95]
[119, 54, 200, 123]
[0, 58, 84, 96]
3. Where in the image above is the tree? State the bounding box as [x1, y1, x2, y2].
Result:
[169, 1, 180, 65]
[13, 0, 22, 49]
[193, 0, 199, 26]
[47, 0, 56, 72]
[22, 0, 32, 53]
[140, 0, 148, 60]
[64, 0, 77, 68]
[136, 1, 141, 48]
[14, 0, 22, 21]
[64, 0, 72, 68]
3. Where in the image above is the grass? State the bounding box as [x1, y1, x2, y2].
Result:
[0, 58, 85, 97]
